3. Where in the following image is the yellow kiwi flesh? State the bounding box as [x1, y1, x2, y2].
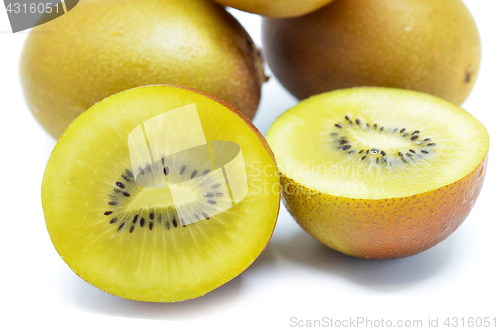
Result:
[263, 0, 481, 105]
[42, 85, 280, 301]
[267, 87, 488, 259]
[212, 0, 335, 18]
[20, 0, 265, 139]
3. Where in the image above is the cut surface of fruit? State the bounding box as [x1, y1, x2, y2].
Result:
[267, 87, 488, 259]
[42, 85, 280, 302]
[268, 88, 488, 200]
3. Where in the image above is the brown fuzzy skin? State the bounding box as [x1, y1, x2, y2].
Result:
[20, 0, 265, 139]
[212, 0, 334, 18]
[280, 157, 487, 259]
[263, 0, 481, 106]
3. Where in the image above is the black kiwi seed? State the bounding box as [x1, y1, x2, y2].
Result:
[406, 152, 413, 157]
[140, 217, 145, 227]
[342, 145, 351, 150]
[216, 192, 223, 197]
[150, 212, 154, 220]
[172, 218, 178, 228]
[149, 222, 153, 230]
[398, 152, 404, 157]
[116, 181, 125, 189]
[129, 225, 134, 233]
[165, 221, 170, 230]
[376, 157, 380, 164]
[108, 201, 117, 206]
[412, 131, 420, 135]
[380, 126, 384, 132]
[411, 135, 419, 141]
[207, 200, 217, 205]
[424, 138, 432, 142]
[382, 157, 387, 163]
[400, 128, 406, 133]
[345, 115, 350, 120]
[421, 150, 429, 154]
[409, 149, 416, 154]
[373, 124, 377, 129]
[133, 215, 138, 224]
[180, 165, 186, 175]
[202, 169, 210, 175]
[163, 166, 169, 175]
[349, 150, 355, 154]
[104, 211, 113, 215]
[366, 150, 369, 154]
[202, 212, 209, 219]
[393, 128, 398, 133]
[118, 222, 125, 231]
[358, 150, 364, 154]
[371, 149, 379, 154]
[125, 169, 133, 178]
[121, 175, 130, 182]
[110, 218, 118, 224]
[181, 219, 186, 227]
[204, 192, 214, 197]
[380, 151, 386, 156]
[402, 133, 408, 138]
[355, 119, 360, 125]
[427, 143, 436, 146]
[340, 139, 349, 145]
[335, 123, 343, 128]
[361, 155, 367, 161]
[191, 170, 198, 179]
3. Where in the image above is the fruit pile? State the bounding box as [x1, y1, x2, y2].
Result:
[21, 0, 489, 302]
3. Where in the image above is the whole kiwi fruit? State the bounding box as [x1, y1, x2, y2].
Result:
[20, 0, 265, 139]
[262, 0, 481, 105]
[211, 0, 335, 18]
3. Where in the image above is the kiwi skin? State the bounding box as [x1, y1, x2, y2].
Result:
[212, 0, 335, 18]
[280, 158, 487, 260]
[262, 0, 481, 106]
[20, 0, 265, 139]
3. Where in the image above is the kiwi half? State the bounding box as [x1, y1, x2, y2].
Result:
[42, 85, 280, 302]
[267, 87, 488, 259]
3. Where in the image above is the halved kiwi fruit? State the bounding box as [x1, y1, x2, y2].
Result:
[42, 85, 280, 302]
[267, 87, 488, 259]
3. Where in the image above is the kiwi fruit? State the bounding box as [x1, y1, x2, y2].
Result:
[20, 0, 265, 139]
[211, 0, 335, 18]
[42, 85, 280, 302]
[266, 87, 488, 259]
[262, 0, 481, 106]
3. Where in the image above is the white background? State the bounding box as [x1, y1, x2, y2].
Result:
[1, 1, 499, 330]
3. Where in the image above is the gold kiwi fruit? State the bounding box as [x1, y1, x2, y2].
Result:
[267, 87, 488, 259]
[212, 0, 335, 18]
[42, 85, 280, 301]
[20, 0, 265, 138]
[263, 0, 481, 105]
